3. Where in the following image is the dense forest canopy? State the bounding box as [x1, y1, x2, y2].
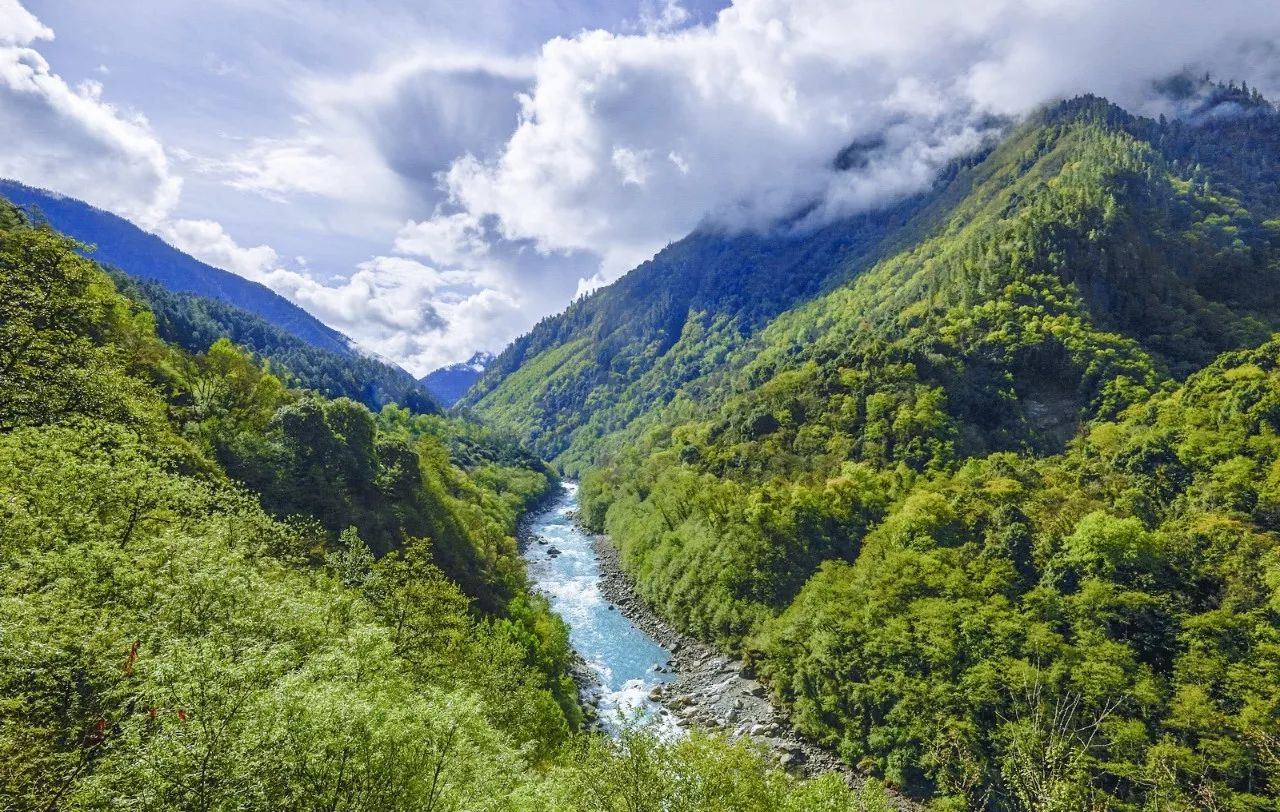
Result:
[0, 195, 898, 809]
[473, 86, 1280, 809]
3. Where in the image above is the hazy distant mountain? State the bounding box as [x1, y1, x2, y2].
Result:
[421, 352, 495, 407]
[0, 179, 353, 356]
[0, 180, 438, 414]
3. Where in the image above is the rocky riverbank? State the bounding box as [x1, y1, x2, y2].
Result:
[590, 532, 849, 774]
[590, 527, 918, 812]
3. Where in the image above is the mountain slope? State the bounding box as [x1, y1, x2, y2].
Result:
[0, 179, 352, 355]
[113, 273, 437, 413]
[0, 182, 437, 415]
[579, 89, 1280, 640]
[421, 351, 494, 407]
[474, 86, 1280, 808]
[460, 160, 977, 464]
[470, 88, 1280, 474]
[0, 173, 898, 812]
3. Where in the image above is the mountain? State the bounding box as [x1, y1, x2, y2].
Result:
[466, 85, 1280, 472]
[460, 175, 948, 465]
[468, 85, 1280, 808]
[0, 181, 438, 415]
[421, 351, 495, 407]
[0, 179, 353, 356]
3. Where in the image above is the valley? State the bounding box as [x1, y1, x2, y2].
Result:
[4, 54, 1280, 808]
[524, 483, 862, 778]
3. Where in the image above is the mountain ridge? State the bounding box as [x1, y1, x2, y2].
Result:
[0, 180, 438, 414]
[464, 86, 1280, 808]
[0, 179, 356, 357]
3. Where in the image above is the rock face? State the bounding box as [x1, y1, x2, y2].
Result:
[591, 533, 908, 803]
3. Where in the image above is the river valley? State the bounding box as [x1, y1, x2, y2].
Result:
[521, 482, 870, 785]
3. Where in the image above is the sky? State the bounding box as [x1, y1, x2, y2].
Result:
[4, 0, 1280, 375]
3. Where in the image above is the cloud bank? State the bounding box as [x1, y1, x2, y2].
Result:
[433, 0, 1280, 285]
[5, 0, 1280, 376]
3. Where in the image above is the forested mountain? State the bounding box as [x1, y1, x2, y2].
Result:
[460, 163, 954, 463]
[114, 274, 437, 413]
[472, 85, 1280, 808]
[0, 193, 896, 808]
[422, 351, 495, 406]
[0, 180, 353, 355]
[0, 183, 438, 415]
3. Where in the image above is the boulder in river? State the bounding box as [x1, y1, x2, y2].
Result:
[546, 547, 561, 557]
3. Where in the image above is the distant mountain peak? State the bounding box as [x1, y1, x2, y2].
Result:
[462, 351, 495, 372]
[419, 351, 495, 407]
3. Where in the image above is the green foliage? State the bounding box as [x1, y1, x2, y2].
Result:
[113, 272, 439, 414]
[519, 726, 898, 812]
[0, 226, 165, 434]
[0, 208, 594, 808]
[485, 90, 1280, 809]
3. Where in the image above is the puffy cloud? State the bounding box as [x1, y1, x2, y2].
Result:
[441, 0, 1280, 283]
[0, 1, 180, 227]
[0, 0, 50, 45]
[11, 0, 1280, 376]
[163, 215, 510, 374]
[394, 211, 491, 269]
[162, 218, 281, 278]
[198, 50, 533, 217]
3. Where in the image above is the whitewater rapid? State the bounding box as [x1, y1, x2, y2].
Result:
[522, 482, 678, 733]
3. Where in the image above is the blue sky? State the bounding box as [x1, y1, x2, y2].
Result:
[4, 0, 1280, 374]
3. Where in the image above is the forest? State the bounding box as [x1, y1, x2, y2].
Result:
[477, 85, 1280, 809]
[0, 196, 896, 808]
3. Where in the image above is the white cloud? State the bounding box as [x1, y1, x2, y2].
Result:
[0, 0, 51, 45]
[441, 0, 1280, 286]
[163, 214, 504, 374]
[218, 135, 378, 200]
[162, 218, 281, 279]
[194, 49, 533, 215]
[9, 0, 1280, 377]
[394, 210, 491, 269]
[0, 2, 180, 227]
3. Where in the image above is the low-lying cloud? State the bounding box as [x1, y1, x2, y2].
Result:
[5, 0, 1280, 377]
[432, 0, 1280, 288]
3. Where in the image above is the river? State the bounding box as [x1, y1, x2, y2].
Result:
[522, 481, 678, 733]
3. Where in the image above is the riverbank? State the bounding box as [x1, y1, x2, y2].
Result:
[589, 530, 856, 777]
[526, 490, 912, 807]
[589, 527, 917, 809]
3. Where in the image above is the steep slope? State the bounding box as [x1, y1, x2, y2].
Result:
[0, 183, 901, 812]
[113, 274, 437, 413]
[421, 351, 494, 406]
[471, 87, 1280, 473]
[0, 184, 437, 415]
[460, 160, 978, 464]
[583, 90, 1280, 642]
[0, 180, 352, 355]
[479, 86, 1280, 808]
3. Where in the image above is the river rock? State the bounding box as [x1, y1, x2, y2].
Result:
[546, 546, 561, 557]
